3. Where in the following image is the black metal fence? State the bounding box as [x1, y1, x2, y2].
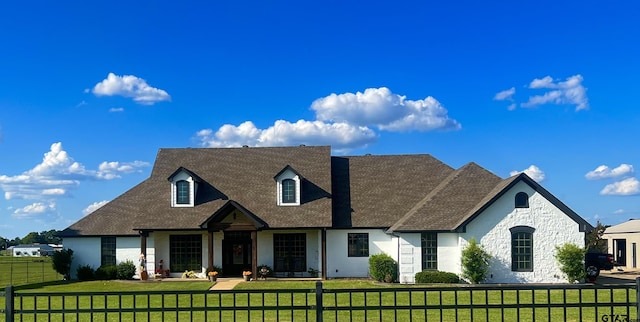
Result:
[1, 280, 639, 321]
[0, 257, 61, 288]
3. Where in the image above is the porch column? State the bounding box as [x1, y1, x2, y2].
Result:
[251, 231, 258, 277]
[321, 228, 327, 280]
[207, 231, 214, 270]
[139, 230, 148, 257]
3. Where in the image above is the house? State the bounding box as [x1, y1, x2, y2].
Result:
[603, 219, 640, 270]
[12, 244, 55, 257]
[59, 145, 592, 283]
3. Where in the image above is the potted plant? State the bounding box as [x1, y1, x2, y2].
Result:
[242, 270, 252, 281]
[208, 270, 219, 282]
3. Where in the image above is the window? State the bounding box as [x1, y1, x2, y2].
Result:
[515, 192, 529, 208]
[101, 237, 116, 267]
[170, 235, 202, 272]
[282, 179, 296, 204]
[273, 234, 306, 272]
[421, 233, 437, 270]
[176, 180, 190, 204]
[348, 233, 369, 257]
[510, 226, 534, 272]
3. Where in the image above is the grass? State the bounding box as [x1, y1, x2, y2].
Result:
[0, 256, 61, 288]
[0, 279, 636, 321]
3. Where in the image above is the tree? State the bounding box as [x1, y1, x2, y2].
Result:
[555, 243, 586, 283]
[585, 221, 609, 253]
[52, 248, 74, 280]
[461, 238, 491, 284]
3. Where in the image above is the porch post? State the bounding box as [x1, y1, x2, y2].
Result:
[321, 228, 327, 280]
[139, 230, 148, 257]
[208, 231, 214, 270]
[251, 230, 258, 277]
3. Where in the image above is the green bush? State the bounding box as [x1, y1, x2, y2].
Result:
[76, 264, 95, 281]
[415, 270, 460, 283]
[52, 248, 73, 280]
[555, 243, 586, 283]
[461, 238, 491, 284]
[117, 260, 137, 280]
[95, 265, 118, 280]
[369, 253, 397, 283]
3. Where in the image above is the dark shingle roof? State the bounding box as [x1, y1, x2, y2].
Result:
[59, 145, 591, 237]
[60, 146, 333, 237]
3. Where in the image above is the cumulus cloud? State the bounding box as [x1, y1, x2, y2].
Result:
[601, 178, 640, 196]
[0, 142, 149, 200]
[92, 73, 171, 105]
[510, 165, 545, 182]
[494, 87, 515, 101]
[521, 74, 588, 111]
[197, 88, 460, 151]
[197, 120, 377, 150]
[585, 164, 634, 180]
[311, 87, 460, 132]
[83, 200, 109, 216]
[12, 202, 56, 219]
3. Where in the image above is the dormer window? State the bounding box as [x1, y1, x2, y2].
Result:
[282, 179, 296, 204]
[176, 180, 190, 204]
[275, 165, 302, 206]
[168, 167, 200, 208]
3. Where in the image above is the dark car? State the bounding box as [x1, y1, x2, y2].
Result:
[585, 251, 615, 278]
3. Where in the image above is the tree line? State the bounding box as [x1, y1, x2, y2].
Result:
[0, 230, 62, 250]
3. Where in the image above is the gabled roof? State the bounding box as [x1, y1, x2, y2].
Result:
[387, 162, 503, 232]
[167, 167, 202, 182]
[274, 165, 303, 180]
[603, 219, 640, 234]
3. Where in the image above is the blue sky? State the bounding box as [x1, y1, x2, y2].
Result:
[0, 1, 638, 239]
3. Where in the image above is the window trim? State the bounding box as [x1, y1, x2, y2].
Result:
[281, 179, 296, 204]
[348, 233, 369, 257]
[515, 192, 529, 208]
[176, 180, 190, 205]
[510, 226, 535, 272]
[421, 232, 438, 271]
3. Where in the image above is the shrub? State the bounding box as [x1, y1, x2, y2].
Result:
[76, 264, 95, 281]
[461, 238, 491, 284]
[555, 243, 586, 283]
[369, 253, 397, 283]
[95, 265, 118, 280]
[117, 260, 137, 280]
[415, 270, 460, 283]
[52, 248, 73, 280]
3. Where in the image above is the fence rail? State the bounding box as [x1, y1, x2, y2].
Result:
[2, 280, 640, 321]
[0, 257, 61, 288]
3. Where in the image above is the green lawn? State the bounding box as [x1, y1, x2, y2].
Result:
[0, 279, 636, 321]
[0, 256, 61, 288]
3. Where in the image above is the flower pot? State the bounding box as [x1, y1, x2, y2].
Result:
[243, 275, 250, 281]
[209, 276, 217, 282]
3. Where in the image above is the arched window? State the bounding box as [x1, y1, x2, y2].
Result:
[282, 179, 296, 204]
[510, 226, 535, 272]
[515, 192, 529, 208]
[176, 180, 190, 204]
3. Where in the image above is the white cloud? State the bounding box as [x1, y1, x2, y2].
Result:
[12, 202, 56, 219]
[613, 209, 625, 214]
[311, 87, 460, 132]
[197, 88, 461, 151]
[197, 120, 377, 150]
[83, 200, 109, 216]
[0, 142, 149, 200]
[521, 74, 588, 111]
[109, 107, 124, 112]
[92, 73, 171, 105]
[494, 87, 515, 101]
[601, 178, 640, 196]
[585, 164, 634, 180]
[510, 165, 545, 182]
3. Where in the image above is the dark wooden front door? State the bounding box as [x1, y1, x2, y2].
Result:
[222, 231, 252, 276]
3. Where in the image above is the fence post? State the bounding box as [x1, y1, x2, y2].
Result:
[5, 285, 14, 321]
[636, 277, 640, 321]
[315, 281, 323, 322]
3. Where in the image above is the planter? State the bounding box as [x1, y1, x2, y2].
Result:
[243, 275, 250, 281]
[140, 270, 148, 281]
[209, 276, 217, 282]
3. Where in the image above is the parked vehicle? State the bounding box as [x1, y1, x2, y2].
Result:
[585, 251, 615, 278]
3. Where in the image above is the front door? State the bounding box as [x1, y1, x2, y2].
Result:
[614, 239, 626, 266]
[222, 231, 252, 276]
